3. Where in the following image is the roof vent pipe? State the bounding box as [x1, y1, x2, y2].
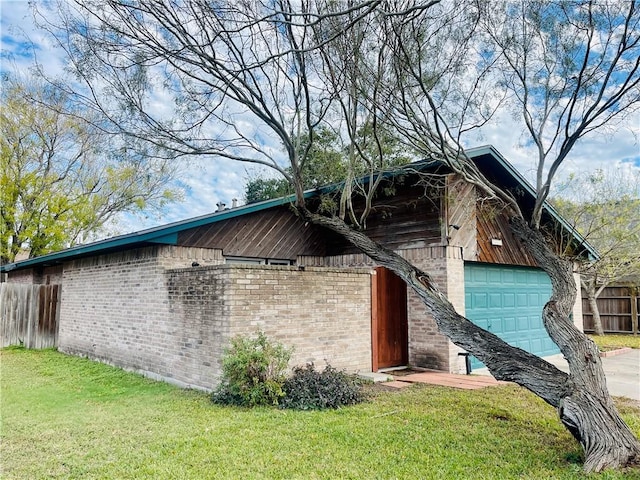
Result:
[216, 202, 226, 212]
[232, 198, 238, 208]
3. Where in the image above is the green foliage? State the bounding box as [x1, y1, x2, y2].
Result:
[280, 363, 365, 410]
[244, 177, 291, 204]
[0, 75, 180, 263]
[552, 169, 640, 283]
[212, 332, 292, 407]
[244, 125, 415, 204]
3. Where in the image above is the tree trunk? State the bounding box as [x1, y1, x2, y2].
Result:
[509, 217, 640, 472]
[587, 289, 605, 336]
[300, 209, 640, 473]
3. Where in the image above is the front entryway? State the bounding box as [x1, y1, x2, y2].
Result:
[372, 267, 408, 370]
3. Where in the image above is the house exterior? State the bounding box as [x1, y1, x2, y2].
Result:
[0, 146, 592, 389]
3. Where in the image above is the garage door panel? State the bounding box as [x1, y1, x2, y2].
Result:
[516, 293, 528, 307]
[502, 293, 515, 308]
[464, 263, 560, 370]
[503, 317, 517, 332]
[489, 293, 502, 307]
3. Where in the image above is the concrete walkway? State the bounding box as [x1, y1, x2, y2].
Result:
[475, 349, 640, 401]
[542, 349, 640, 401]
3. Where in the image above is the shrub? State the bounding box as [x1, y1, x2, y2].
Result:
[280, 363, 365, 410]
[212, 332, 292, 407]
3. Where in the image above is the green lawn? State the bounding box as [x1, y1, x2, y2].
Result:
[1, 348, 639, 479]
[589, 334, 640, 351]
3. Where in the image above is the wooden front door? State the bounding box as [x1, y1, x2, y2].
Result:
[372, 267, 408, 370]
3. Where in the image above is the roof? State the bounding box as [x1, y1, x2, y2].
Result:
[0, 145, 598, 273]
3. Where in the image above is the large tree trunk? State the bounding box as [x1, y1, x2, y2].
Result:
[301, 210, 640, 473]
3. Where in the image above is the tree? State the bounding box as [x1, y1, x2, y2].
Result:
[0, 75, 180, 263]
[244, 127, 345, 203]
[37, 0, 639, 471]
[553, 169, 640, 336]
[244, 125, 413, 203]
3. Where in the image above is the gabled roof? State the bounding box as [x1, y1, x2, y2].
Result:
[0, 145, 597, 273]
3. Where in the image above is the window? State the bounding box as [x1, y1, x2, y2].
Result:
[224, 257, 292, 266]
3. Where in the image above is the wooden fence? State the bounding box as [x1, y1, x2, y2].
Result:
[582, 285, 639, 335]
[0, 283, 60, 348]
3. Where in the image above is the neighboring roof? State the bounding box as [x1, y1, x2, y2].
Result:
[0, 145, 598, 273]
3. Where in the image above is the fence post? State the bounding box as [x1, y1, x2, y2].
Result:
[631, 286, 638, 336]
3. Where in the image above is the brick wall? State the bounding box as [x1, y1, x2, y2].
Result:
[219, 264, 372, 372]
[58, 245, 225, 389]
[400, 247, 464, 372]
[58, 245, 371, 390]
[311, 246, 464, 373]
[6, 268, 38, 284]
[7, 265, 65, 285]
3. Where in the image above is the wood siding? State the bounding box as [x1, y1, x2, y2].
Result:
[582, 285, 639, 334]
[445, 177, 477, 258]
[177, 176, 538, 268]
[177, 206, 327, 259]
[476, 202, 538, 266]
[325, 184, 443, 255]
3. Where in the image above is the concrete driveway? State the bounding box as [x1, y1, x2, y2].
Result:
[543, 349, 640, 401]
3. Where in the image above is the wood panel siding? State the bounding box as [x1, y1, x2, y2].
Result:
[177, 207, 327, 259]
[476, 202, 538, 267]
[445, 176, 477, 258]
[325, 184, 443, 255]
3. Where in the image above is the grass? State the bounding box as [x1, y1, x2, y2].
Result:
[588, 334, 640, 351]
[1, 348, 639, 479]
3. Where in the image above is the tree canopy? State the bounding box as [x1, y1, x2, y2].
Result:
[0, 75, 180, 263]
[553, 169, 640, 335]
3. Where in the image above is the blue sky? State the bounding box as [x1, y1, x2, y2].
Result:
[1, 0, 639, 237]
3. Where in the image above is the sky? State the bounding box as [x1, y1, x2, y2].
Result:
[1, 0, 639, 238]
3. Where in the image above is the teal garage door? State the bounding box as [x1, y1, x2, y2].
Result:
[464, 263, 559, 370]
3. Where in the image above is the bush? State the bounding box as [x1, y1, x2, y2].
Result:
[212, 332, 292, 407]
[280, 363, 365, 410]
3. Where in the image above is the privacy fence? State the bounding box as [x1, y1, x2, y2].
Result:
[0, 283, 60, 348]
[582, 285, 639, 335]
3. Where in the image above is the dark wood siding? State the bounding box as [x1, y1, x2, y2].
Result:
[177, 207, 327, 259]
[326, 184, 443, 255]
[476, 203, 538, 267]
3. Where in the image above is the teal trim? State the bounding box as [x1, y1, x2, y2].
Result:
[0, 194, 300, 272]
[1, 145, 597, 273]
[147, 233, 179, 244]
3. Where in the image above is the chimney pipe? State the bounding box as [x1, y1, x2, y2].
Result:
[232, 198, 238, 208]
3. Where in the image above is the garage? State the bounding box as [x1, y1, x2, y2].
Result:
[464, 262, 560, 370]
